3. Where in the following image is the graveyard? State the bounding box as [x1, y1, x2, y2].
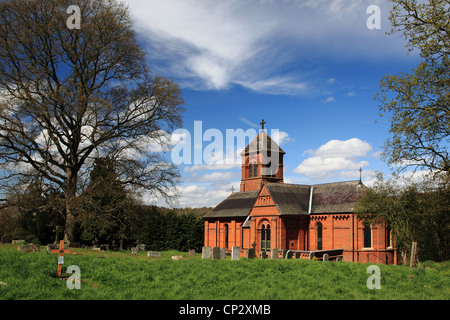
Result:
[0, 243, 449, 300]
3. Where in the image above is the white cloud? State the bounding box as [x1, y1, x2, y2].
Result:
[295, 138, 374, 180]
[126, 0, 406, 94]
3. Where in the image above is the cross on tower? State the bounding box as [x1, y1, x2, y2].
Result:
[260, 119, 266, 130]
[51, 240, 71, 277]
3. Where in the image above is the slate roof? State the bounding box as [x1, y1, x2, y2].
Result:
[204, 180, 366, 218]
[203, 190, 259, 218]
[240, 131, 285, 156]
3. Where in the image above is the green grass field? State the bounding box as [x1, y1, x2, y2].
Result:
[0, 244, 449, 300]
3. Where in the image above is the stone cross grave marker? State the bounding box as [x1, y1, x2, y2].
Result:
[51, 240, 71, 277]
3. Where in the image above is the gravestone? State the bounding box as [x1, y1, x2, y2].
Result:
[309, 252, 315, 260]
[202, 246, 211, 259]
[336, 257, 342, 262]
[17, 244, 40, 252]
[323, 253, 329, 261]
[231, 246, 240, 260]
[147, 251, 161, 257]
[220, 248, 226, 259]
[12, 239, 24, 244]
[261, 251, 267, 259]
[136, 244, 146, 251]
[189, 249, 195, 256]
[286, 251, 293, 259]
[246, 248, 255, 259]
[172, 255, 183, 260]
[271, 248, 279, 259]
[212, 247, 221, 259]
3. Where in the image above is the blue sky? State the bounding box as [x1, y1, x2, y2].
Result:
[124, 0, 421, 208]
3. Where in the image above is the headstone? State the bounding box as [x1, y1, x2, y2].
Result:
[131, 247, 138, 254]
[282, 249, 288, 259]
[147, 251, 161, 257]
[136, 244, 146, 251]
[17, 244, 40, 252]
[1, 235, 12, 244]
[271, 248, 279, 259]
[261, 251, 267, 259]
[212, 247, 221, 259]
[220, 248, 226, 259]
[189, 249, 195, 256]
[336, 256, 342, 262]
[246, 248, 255, 259]
[50, 240, 71, 277]
[231, 246, 240, 260]
[12, 239, 24, 244]
[172, 255, 183, 260]
[309, 252, 315, 260]
[286, 251, 293, 259]
[323, 253, 329, 261]
[202, 246, 211, 259]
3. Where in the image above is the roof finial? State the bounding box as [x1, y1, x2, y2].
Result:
[230, 186, 236, 193]
[260, 119, 266, 130]
[359, 167, 363, 183]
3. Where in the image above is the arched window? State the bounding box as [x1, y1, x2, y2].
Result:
[363, 222, 372, 248]
[261, 225, 266, 251]
[316, 222, 323, 250]
[261, 223, 271, 252]
[224, 224, 229, 249]
[253, 163, 258, 177]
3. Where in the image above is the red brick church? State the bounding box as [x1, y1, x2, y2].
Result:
[204, 126, 396, 264]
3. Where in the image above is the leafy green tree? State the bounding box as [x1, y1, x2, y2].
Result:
[377, 0, 449, 177]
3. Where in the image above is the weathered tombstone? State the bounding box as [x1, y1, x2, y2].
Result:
[17, 244, 40, 252]
[309, 252, 315, 260]
[212, 247, 221, 259]
[147, 251, 161, 257]
[323, 253, 329, 261]
[136, 244, 146, 251]
[246, 248, 255, 259]
[131, 247, 138, 254]
[172, 255, 183, 260]
[286, 251, 293, 259]
[220, 248, 226, 259]
[271, 248, 279, 259]
[202, 246, 211, 259]
[336, 256, 342, 262]
[261, 251, 267, 259]
[282, 249, 288, 259]
[189, 249, 195, 256]
[231, 246, 240, 260]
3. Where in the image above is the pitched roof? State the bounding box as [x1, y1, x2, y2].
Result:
[240, 131, 285, 156]
[310, 180, 366, 214]
[204, 180, 366, 218]
[203, 190, 259, 218]
[265, 183, 310, 215]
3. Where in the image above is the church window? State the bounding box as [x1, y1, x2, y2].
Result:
[225, 224, 229, 249]
[316, 222, 323, 250]
[261, 223, 271, 252]
[253, 163, 257, 177]
[363, 223, 372, 248]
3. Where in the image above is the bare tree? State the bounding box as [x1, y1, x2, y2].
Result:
[0, 0, 184, 242]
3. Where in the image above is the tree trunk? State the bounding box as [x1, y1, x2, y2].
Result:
[64, 170, 78, 244]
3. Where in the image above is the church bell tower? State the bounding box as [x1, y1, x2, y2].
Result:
[240, 120, 285, 192]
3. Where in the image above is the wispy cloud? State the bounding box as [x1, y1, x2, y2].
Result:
[126, 0, 405, 95]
